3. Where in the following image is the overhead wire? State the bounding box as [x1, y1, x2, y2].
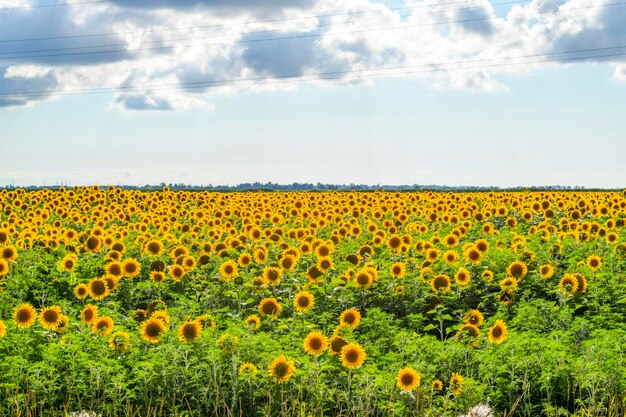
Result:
[1, 44, 624, 98]
[0, 1, 624, 62]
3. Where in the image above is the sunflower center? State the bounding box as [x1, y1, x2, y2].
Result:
[273, 363, 288, 377]
[43, 310, 59, 323]
[309, 337, 322, 350]
[17, 309, 32, 323]
[401, 374, 415, 386]
[345, 349, 359, 363]
[183, 324, 198, 339]
[91, 280, 106, 295]
[146, 323, 163, 337]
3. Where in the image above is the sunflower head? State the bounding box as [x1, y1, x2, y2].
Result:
[293, 291, 314, 313]
[431, 274, 451, 293]
[488, 320, 508, 345]
[397, 368, 421, 391]
[88, 277, 110, 300]
[339, 308, 361, 329]
[14, 303, 36, 329]
[268, 355, 296, 383]
[140, 317, 167, 343]
[258, 298, 281, 318]
[109, 331, 131, 350]
[341, 342, 366, 369]
[239, 362, 258, 379]
[178, 320, 202, 343]
[39, 306, 63, 330]
[93, 315, 115, 335]
[244, 314, 261, 331]
[303, 330, 328, 356]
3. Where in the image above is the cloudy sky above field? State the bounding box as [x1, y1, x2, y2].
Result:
[0, 0, 625, 187]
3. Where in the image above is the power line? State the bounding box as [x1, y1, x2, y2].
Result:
[0, 0, 121, 12]
[1, 44, 625, 98]
[0, 0, 529, 56]
[0, 0, 527, 44]
[1, 1, 624, 62]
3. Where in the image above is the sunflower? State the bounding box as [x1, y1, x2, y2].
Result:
[454, 268, 471, 286]
[339, 308, 361, 329]
[455, 324, 480, 345]
[499, 277, 518, 292]
[85, 235, 102, 252]
[219, 260, 239, 281]
[140, 317, 167, 343]
[104, 261, 122, 278]
[263, 267, 282, 285]
[197, 313, 216, 329]
[122, 259, 141, 278]
[397, 368, 421, 391]
[450, 373, 464, 396]
[316, 257, 333, 273]
[443, 250, 459, 265]
[253, 248, 267, 264]
[390, 262, 406, 278]
[80, 304, 98, 325]
[464, 309, 484, 326]
[475, 239, 489, 253]
[481, 270, 494, 282]
[59, 254, 77, 272]
[39, 306, 63, 330]
[55, 315, 69, 334]
[13, 303, 36, 329]
[559, 274, 579, 295]
[315, 243, 334, 258]
[258, 298, 282, 318]
[329, 335, 348, 355]
[238, 253, 252, 267]
[1, 245, 18, 262]
[88, 277, 110, 300]
[341, 342, 366, 369]
[104, 276, 119, 292]
[507, 261, 528, 280]
[239, 362, 258, 378]
[0, 259, 8, 276]
[293, 291, 314, 313]
[74, 283, 89, 300]
[431, 274, 451, 293]
[268, 355, 296, 383]
[0, 320, 6, 338]
[587, 255, 602, 270]
[464, 247, 482, 264]
[432, 379, 443, 391]
[244, 314, 261, 330]
[150, 311, 171, 327]
[145, 240, 163, 256]
[109, 331, 131, 350]
[178, 320, 202, 343]
[169, 265, 185, 281]
[488, 320, 508, 344]
[354, 269, 373, 289]
[388, 235, 403, 253]
[539, 264, 554, 279]
[149, 271, 166, 283]
[303, 330, 328, 356]
[573, 273, 588, 294]
[278, 255, 296, 272]
[93, 315, 115, 335]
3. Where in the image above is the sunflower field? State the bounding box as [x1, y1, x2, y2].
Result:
[1, 187, 626, 417]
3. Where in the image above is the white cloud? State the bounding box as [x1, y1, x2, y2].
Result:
[0, 0, 624, 110]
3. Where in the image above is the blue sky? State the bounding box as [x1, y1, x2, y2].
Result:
[0, 0, 625, 187]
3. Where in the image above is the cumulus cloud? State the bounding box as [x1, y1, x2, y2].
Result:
[0, 0, 624, 109]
